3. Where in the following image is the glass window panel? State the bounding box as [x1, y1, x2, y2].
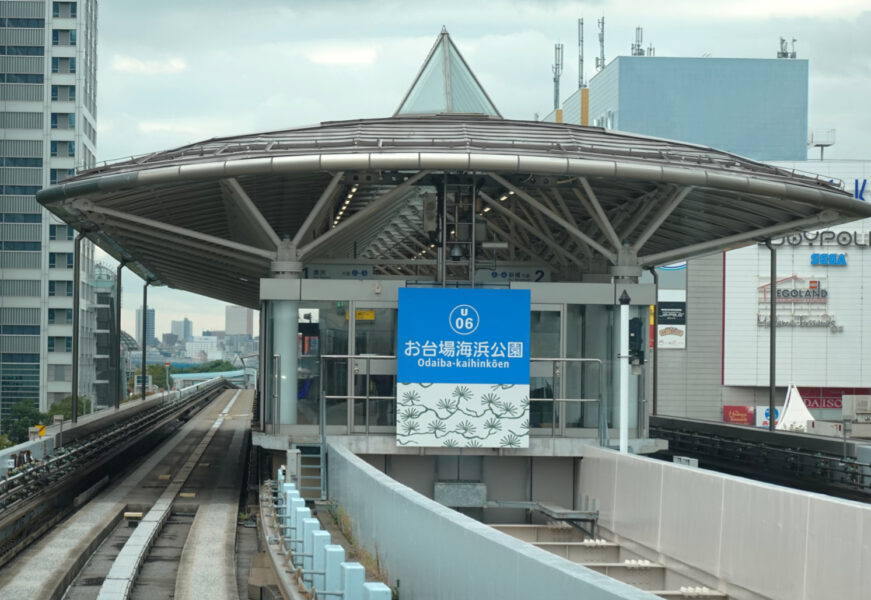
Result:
[353, 307, 397, 429]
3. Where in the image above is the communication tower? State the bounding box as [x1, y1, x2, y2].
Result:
[595, 16, 605, 72]
[552, 43, 564, 110]
[578, 18, 585, 88]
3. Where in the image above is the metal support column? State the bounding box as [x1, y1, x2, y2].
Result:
[765, 240, 777, 431]
[114, 260, 125, 409]
[141, 280, 150, 400]
[71, 230, 85, 423]
[646, 267, 658, 416]
[271, 237, 301, 427]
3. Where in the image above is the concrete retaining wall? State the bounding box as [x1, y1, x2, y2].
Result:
[327, 442, 658, 600]
[579, 445, 871, 600]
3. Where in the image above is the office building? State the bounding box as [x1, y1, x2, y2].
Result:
[225, 304, 253, 337]
[170, 317, 192, 342]
[552, 55, 808, 162]
[0, 0, 99, 421]
[135, 306, 155, 348]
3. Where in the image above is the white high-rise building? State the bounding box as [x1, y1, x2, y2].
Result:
[171, 317, 193, 342]
[0, 0, 99, 422]
[225, 305, 253, 337]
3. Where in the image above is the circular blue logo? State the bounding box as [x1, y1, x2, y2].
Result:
[448, 304, 480, 335]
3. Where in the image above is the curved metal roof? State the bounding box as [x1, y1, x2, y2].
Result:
[37, 116, 871, 308]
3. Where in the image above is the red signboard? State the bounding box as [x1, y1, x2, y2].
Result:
[797, 387, 871, 410]
[723, 405, 755, 425]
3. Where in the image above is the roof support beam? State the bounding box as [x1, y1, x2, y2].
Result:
[488, 172, 617, 263]
[578, 177, 622, 250]
[549, 189, 592, 258]
[618, 189, 662, 241]
[98, 218, 270, 269]
[73, 200, 277, 260]
[219, 178, 282, 251]
[479, 191, 583, 267]
[297, 170, 429, 260]
[484, 220, 550, 266]
[631, 186, 693, 253]
[291, 171, 344, 248]
[639, 210, 840, 267]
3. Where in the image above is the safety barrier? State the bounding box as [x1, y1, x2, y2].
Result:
[263, 472, 391, 600]
[326, 442, 659, 600]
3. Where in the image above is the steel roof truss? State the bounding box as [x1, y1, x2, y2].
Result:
[631, 185, 693, 253]
[291, 171, 344, 249]
[618, 188, 661, 242]
[219, 178, 281, 251]
[578, 178, 622, 250]
[484, 220, 546, 265]
[101, 219, 270, 270]
[487, 172, 617, 264]
[76, 201, 276, 261]
[640, 210, 839, 267]
[297, 170, 429, 260]
[479, 191, 580, 267]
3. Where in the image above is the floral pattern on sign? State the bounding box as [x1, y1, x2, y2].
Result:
[396, 382, 529, 448]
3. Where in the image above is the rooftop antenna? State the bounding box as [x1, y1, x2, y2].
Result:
[578, 18, 585, 88]
[631, 26, 644, 56]
[552, 43, 564, 110]
[595, 16, 605, 71]
[777, 37, 797, 59]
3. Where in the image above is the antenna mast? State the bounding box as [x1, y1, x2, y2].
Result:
[552, 43, 564, 110]
[631, 27, 644, 56]
[578, 18, 585, 88]
[595, 16, 605, 72]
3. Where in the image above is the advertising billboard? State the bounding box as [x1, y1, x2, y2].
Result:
[396, 288, 530, 448]
[658, 289, 686, 349]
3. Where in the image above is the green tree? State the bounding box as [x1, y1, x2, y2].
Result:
[147, 363, 172, 390]
[0, 433, 13, 450]
[5, 399, 48, 444]
[46, 395, 92, 421]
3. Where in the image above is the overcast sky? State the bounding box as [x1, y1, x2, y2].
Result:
[99, 0, 871, 338]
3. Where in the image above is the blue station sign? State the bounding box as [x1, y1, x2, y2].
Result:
[396, 288, 532, 448]
[397, 288, 530, 384]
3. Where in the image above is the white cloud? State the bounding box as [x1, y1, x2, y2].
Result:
[112, 55, 187, 74]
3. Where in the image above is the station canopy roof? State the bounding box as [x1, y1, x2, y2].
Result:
[38, 30, 871, 308]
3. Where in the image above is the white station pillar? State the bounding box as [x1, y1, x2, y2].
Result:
[618, 289, 631, 453]
[271, 239, 301, 426]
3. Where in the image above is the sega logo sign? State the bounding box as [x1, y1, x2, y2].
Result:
[811, 253, 847, 266]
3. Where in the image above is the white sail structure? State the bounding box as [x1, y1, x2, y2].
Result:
[776, 384, 815, 432]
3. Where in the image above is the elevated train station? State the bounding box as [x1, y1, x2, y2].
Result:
[16, 30, 871, 599]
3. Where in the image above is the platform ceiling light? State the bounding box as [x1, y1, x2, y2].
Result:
[334, 184, 360, 227]
[483, 206, 491, 213]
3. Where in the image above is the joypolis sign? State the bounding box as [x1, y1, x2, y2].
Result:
[766, 230, 870, 248]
